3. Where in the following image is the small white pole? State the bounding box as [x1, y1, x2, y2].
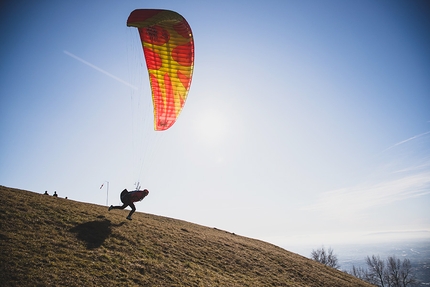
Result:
[100, 181, 109, 206]
[106, 181, 109, 206]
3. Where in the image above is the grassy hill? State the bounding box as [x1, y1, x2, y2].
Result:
[0, 186, 372, 286]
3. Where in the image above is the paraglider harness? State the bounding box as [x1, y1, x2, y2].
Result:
[120, 189, 129, 204]
[120, 189, 149, 204]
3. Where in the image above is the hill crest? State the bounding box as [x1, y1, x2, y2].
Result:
[0, 186, 372, 286]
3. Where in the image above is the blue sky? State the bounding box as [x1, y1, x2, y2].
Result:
[1, 0, 429, 249]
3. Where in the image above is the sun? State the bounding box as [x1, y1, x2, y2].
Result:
[194, 108, 228, 146]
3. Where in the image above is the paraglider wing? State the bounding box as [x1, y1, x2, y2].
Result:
[127, 9, 194, 131]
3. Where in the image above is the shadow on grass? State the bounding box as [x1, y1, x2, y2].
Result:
[69, 216, 125, 249]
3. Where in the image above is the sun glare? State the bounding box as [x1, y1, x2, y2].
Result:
[194, 109, 228, 146]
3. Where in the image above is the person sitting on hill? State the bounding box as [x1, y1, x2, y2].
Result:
[108, 189, 149, 220]
[43, 191, 49, 195]
[53, 191, 58, 197]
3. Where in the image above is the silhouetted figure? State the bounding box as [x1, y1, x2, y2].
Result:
[53, 191, 58, 197]
[44, 191, 49, 195]
[108, 189, 149, 220]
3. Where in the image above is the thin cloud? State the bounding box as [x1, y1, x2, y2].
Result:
[64, 50, 138, 90]
[302, 170, 430, 217]
[305, 131, 430, 218]
[383, 131, 430, 152]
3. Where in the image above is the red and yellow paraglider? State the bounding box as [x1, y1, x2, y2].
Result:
[127, 9, 194, 131]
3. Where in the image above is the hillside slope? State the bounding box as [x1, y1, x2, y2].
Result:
[0, 186, 372, 286]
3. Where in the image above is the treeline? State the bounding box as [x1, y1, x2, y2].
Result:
[311, 246, 419, 287]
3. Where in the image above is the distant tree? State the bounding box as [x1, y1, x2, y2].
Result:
[310, 246, 340, 269]
[350, 265, 372, 282]
[365, 255, 386, 286]
[348, 255, 418, 287]
[386, 256, 416, 287]
[400, 258, 416, 287]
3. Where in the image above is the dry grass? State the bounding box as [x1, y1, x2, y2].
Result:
[0, 186, 373, 286]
